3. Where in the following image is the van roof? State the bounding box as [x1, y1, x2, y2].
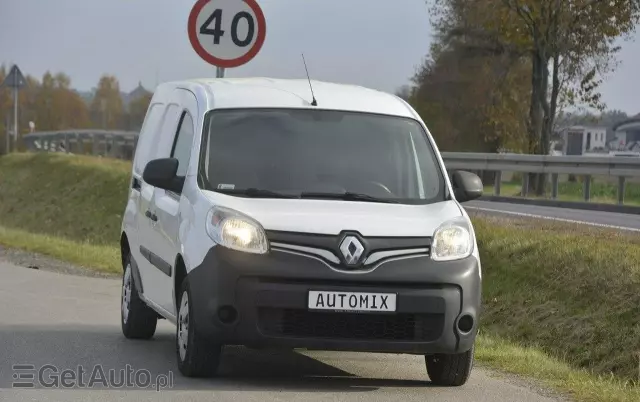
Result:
[156, 77, 419, 119]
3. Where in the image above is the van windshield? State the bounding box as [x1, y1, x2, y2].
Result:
[197, 108, 446, 205]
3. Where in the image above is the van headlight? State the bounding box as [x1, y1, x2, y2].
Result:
[205, 206, 269, 254]
[431, 217, 473, 261]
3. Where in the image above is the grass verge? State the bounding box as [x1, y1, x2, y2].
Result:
[476, 335, 640, 402]
[474, 216, 640, 381]
[484, 180, 640, 206]
[0, 225, 120, 274]
[0, 152, 131, 245]
[1, 152, 640, 401]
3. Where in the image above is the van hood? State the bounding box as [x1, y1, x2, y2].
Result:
[201, 191, 464, 237]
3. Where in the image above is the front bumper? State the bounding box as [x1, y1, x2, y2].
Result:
[187, 246, 481, 355]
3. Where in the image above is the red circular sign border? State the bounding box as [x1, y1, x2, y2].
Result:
[188, 0, 266, 69]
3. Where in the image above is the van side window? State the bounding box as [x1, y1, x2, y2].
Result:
[134, 104, 164, 175]
[171, 111, 195, 177]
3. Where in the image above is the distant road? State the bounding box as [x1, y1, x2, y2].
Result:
[0, 262, 561, 402]
[465, 200, 640, 232]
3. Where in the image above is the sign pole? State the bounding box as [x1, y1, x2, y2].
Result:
[13, 87, 18, 148]
[216, 67, 225, 78]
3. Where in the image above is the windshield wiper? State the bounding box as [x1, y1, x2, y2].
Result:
[216, 188, 398, 203]
[299, 191, 399, 204]
[215, 188, 297, 199]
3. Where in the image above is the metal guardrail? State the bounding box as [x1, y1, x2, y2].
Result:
[18, 131, 640, 207]
[22, 130, 138, 160]
[441, 152, 640, 205]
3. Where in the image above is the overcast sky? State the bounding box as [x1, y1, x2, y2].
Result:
[1, 0, 638, 115]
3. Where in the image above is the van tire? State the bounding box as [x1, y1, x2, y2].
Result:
[425, 345, 474, 386]
[121, 255, 157, 339]
[176, 276, 222, 377]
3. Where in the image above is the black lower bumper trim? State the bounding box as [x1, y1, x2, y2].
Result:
[258, 308, 444, 342]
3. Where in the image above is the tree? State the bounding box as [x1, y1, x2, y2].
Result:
[90, 75, 124, 129]
[395, 85, 413, 101]
[32, 72, 54, 130]
[31, 72, 90, 132]
[430, 0, 640, 194]
[556, 109, 630, 130]
[406, 23, 530, 154]
[17, 75, 40, 136]
[125, 91, 152, 131]
[51, 73, 91, 130]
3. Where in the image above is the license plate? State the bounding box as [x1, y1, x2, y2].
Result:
[308, 291, 397, 312]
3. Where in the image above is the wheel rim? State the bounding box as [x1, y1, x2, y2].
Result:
[178, 291, 189, 361]
[121, 264, 132, 324]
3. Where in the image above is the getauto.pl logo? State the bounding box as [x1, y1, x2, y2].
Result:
[12, 363, 174, 391]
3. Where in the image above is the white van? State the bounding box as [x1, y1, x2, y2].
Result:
[119, 77, 483, 386]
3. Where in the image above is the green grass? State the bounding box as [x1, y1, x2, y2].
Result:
[1, 152, 640, 401]
[473, 215, 640, 382]
[0, 152, 129, 272]
[476, 335, 640, 402]
[485, 179, 640, 206]
[0, 152, 131, 246]
[0, 225, 121, 274]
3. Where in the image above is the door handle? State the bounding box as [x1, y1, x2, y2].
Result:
[145, 210, 157, 222]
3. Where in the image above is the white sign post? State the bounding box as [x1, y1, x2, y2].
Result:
[188, 0, 267, 78]
[1, 64, 27, 153]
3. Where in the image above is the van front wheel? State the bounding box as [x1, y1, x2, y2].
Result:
[176, 277, 222, 377]
[425, 345, 474, 386]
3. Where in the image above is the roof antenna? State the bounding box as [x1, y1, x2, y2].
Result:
[301, 53, 317, 106]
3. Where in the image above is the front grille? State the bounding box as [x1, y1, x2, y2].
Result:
[258, 308, 444, 342]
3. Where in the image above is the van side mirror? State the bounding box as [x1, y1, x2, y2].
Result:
[142, 158, 184, 193]
[451, 170, 483, 203]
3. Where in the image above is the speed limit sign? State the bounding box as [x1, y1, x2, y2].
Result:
[188, 0, 267, 70]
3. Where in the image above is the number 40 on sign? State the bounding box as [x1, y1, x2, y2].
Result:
[188, 0, 267, 70]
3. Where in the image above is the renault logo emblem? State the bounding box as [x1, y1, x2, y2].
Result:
[339, 236, 365, 265]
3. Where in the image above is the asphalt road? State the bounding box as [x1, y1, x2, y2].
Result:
[0, 261, 563, 402]
[465, 200, 640, 231]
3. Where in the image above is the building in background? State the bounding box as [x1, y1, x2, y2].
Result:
[558, 125, 608, 155]
[609, 114, 640, 152]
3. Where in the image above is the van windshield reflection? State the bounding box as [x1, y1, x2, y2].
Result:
[198, 109, 446, 205]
